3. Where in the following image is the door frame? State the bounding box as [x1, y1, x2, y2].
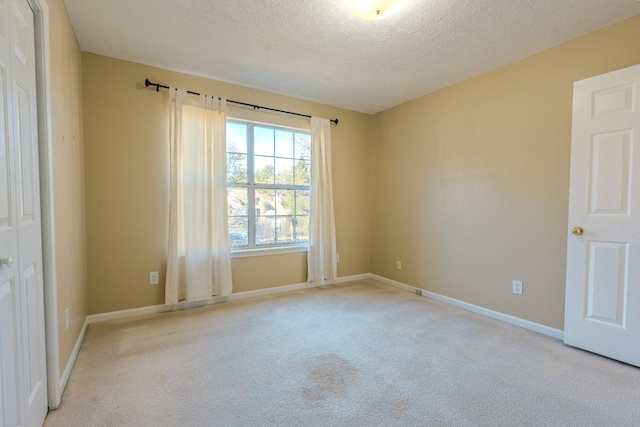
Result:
[27, 0, 60, 410]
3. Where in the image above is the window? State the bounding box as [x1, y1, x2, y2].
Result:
[226, 120, 311, 252]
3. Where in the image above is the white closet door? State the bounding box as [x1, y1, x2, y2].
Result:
[0, 0, 47, 425]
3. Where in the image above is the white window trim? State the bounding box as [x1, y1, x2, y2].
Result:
[227, 118, 311, 256]
[231, 244, 308, 258]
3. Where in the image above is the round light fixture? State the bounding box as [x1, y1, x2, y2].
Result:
[349, 0, 406, 20]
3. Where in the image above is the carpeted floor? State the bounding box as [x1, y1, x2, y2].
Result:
[44, 279, 640, 426]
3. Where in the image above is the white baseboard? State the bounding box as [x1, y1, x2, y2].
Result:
[369, 274, 564, 341]
[87, 274, 370, 325]
[84, 272, 562, 350]
[59, 316, 89, 400]
[331, 273, 371, 284]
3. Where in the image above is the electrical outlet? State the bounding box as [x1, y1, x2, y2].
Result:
[65, 308, 70, 331]
[415, 288, 422, 296]
[150, 271, 159, 285]
[336, 253, 340, 263]
[512, 280, 523, 295]
[396, 260, 402, 270]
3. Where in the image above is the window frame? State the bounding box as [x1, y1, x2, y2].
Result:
[226, 118, 311, 257]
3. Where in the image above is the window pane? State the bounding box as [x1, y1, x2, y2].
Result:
[275, 158, 294, 185]
[227, 187, 248, 216]
[275, 130, 294, 158]
[254, 156, 275, 184]
[276, 216, 294, 242]
[294, 160, 310, 186]
[256, 216, 275, 245]
[227, 122, 247, 153]
[276, 189, 294, 215]
[228, 187, 248, 247]
[228, 216, 248, 247]
[294, 216, 309, 242]
[256, 189, 276, 245]
[255, 189, 276, 217]
[295, 133, 311, 160]
[295, 190, 310, 216]
[254, 126, 274, 156]
[227, 153, 247, 183]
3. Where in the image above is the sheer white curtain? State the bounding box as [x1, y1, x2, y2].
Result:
[307, 117, 337, 284]
[165, 88, 233, 305]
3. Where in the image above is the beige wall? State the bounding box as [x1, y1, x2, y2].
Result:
[78, 13, 640, 328]
[48, 0, 88, 374]
[370, 15, 640, 330]
[82, 53, 372, 314]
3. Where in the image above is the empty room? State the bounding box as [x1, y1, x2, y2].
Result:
[2, 0, 640, 426]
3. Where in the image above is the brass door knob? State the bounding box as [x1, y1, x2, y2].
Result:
[571, 226, 584, 236]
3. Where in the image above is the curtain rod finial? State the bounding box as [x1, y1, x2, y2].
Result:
[145, 78, 159, 91]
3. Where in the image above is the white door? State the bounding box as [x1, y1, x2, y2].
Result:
[0, 0, 47, 425]
[564, 64, 640, 367]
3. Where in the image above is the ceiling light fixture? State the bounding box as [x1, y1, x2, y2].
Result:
[348, 0, 406, 20]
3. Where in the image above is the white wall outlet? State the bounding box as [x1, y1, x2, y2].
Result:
[512, 280, 523, 295]
[150, 271, 159, 285]
[396, 260, 402, 270]
[336, 253, 340, 263]
[65, 308, 70, 331]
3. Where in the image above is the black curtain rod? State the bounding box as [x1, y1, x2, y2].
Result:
[144, 79, 338, 125]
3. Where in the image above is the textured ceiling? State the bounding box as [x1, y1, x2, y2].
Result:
[63, 0, 640, 114]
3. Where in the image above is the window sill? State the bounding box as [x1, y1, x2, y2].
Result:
[231, 245, 308, 259]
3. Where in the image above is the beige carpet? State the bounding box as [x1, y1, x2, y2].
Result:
[44, 279, 640, 426]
